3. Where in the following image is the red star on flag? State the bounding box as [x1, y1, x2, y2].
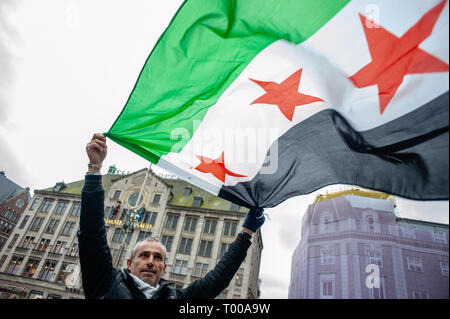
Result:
[350, 0, 449, 114]
[250, 68, 324, 121]
[194, 152, 247, 183]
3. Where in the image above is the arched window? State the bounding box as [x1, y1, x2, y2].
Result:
[366, 216, 375, 232]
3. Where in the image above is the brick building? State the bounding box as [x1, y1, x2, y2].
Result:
[0, 172, 30, 252]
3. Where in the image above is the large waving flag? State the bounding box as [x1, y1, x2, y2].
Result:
[105, 0, 449, 209]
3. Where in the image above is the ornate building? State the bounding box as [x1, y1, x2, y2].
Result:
[288, 188, 449, 299]
[0, 172, 31, 252]
[0, 167, 262, 299]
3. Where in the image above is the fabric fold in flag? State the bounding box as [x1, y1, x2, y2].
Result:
[106, 0, 449, 209]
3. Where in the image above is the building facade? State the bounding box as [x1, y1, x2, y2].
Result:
[0, 172, 30, 252]
[0, 190, 30, 253]
[288, 189, 449, 299]
[0, 167, 262, 299]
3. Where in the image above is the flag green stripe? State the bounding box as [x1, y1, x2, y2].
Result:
[106, 0, 350, 164]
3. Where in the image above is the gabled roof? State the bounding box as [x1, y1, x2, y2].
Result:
[163, 178, 248, 213]
[38, 174, 122, 196]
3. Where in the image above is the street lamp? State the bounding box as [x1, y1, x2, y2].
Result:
[115, 209, 140, 268]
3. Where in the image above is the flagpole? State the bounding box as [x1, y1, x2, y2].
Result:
[133, 163, 152, 211]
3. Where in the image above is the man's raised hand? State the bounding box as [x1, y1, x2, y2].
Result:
[86, 133, 107, 172]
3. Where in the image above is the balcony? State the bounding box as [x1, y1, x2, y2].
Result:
[30, 249, 46, 258]
[14, 246, 30, 254]
[64, 254, 79, 263]
[47, 251, 64, 260]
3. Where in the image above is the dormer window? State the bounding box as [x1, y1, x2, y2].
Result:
[230, 203, 240, 211]
[53, 182, 66, 192]
[192, 197, 203, 207]
[153, 194, 161, 203]
[184, 187, 192, 197]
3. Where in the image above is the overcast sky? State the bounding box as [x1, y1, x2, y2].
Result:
[1, 0, 448, 299]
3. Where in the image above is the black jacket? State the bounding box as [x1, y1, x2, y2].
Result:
[78, 174, 252, 299]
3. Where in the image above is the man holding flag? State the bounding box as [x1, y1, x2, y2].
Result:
[78, 133, 264, 299]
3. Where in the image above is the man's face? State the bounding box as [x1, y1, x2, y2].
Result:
[127, 241, 167, 287]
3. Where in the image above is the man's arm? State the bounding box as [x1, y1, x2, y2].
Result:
[178, 209, 265, 299]
[77, 133, 115, 299]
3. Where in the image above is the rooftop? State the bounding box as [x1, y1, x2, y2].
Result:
[313, 186, 395, 204]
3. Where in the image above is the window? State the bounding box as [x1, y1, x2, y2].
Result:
[70, 202, 81, 217]
[21, 236, 35, 249]
[40, 261, 57, 281]
[143, 211, 158, 225]
[120, 208, 128, 221]
[219, 243, 230, 259]
[125, 232, 133, 245]
[28, 290, 43, 299]
[112, 228, 125, 243]
[19, 215, 30, 229]
[223, 221, 238, 237]
[22, 258, 40, 277]
[15, 199, 24, 208]
[153, 194, 161, 203]
[433, 231, 447, 244]
[320, 274, 335, 299]
[112, 190, 122, 200]
[104, 206, 111, 218]
[69, 243, 79, 257]
[320, 214, 333, 233]
[203, 219, 217, 234]
[30, 198, 40, 211]
[162, 235, 174, 252]
[8, 234, 19, 249]
[37, 238, 50, 251]
[235, 270, 244, 286]
[6, 256, 23, 274]
[366, 216, 375, 232]
[164, 214, 179, 230]
[55, 201, 68, 215]
[61, 222, 76, 236]
[193, 263, 209, 277]
[173, 259, 188, 275]
[192, 197, 203, 207]
[440, 262, 449, 277]
[53, 241, 67, 254]
[39, 199, 54, 213]
[136, 231, 152, 243]
[320, 245, 335, 265]
[184, 188, 192, 196]
[184, 217, 198, 232]
[230, 203, 240, 211]
[45, 219, 60, 234]
[178, 237, 193, 255]
[366, 246, 383, 267]
[57, 264, 70, 283]
[30, 217, 44, 232]
[199, 240, 213, 257]
[407, 256, 423, 272]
